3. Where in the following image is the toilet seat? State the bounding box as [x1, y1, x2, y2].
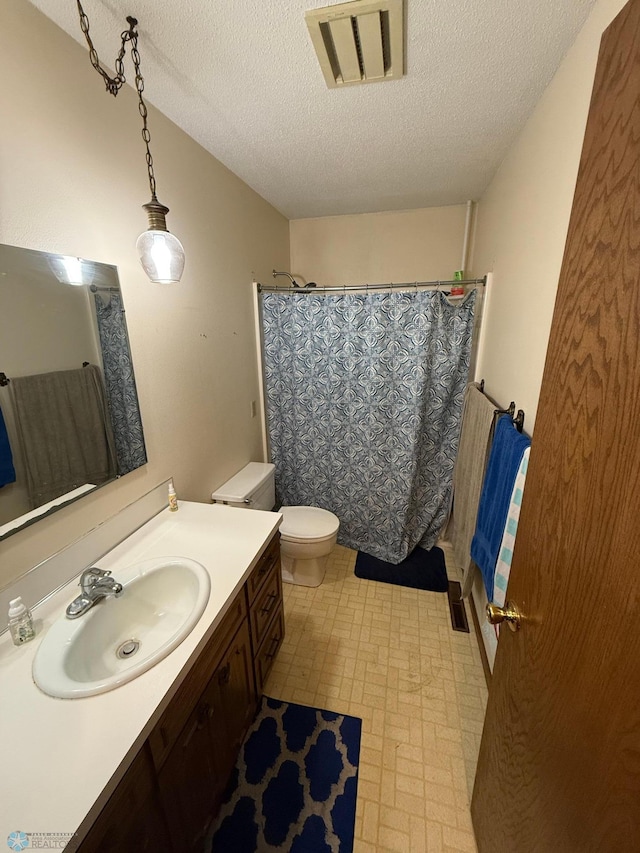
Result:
[279, 506, 339, 542]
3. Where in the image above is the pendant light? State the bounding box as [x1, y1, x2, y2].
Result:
[76, 2, 185, 284]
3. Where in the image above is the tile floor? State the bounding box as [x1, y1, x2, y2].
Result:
[263, 542, 488, 853]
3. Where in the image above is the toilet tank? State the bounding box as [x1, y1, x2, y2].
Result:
[211, 462, 275, 510]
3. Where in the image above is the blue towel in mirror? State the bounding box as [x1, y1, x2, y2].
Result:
[471, 415, 530, 600]
[0, 404, 16, 487]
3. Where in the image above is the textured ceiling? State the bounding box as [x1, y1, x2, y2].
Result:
[28, 0, 596, 219]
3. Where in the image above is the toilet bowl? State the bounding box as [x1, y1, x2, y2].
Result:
[279, 506, 340, 587]
[211, 463, 340, 588]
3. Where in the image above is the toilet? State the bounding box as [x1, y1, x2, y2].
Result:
[211, 462, 339, 587]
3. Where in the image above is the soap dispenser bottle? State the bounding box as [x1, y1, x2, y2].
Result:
[8, 597, 35, 646]
[168, 479, 178, 512]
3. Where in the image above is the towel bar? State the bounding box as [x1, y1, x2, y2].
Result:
[478, 380, 525, 434]
[0, 365, 91, 387]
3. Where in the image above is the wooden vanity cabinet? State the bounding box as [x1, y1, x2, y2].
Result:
[75, 532, 283, 853]
[147, 590, 250, 771]
[75, 744, 173, 853]
[158, 619, 255, 853]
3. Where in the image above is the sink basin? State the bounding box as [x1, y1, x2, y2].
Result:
[33, 556, 211, 699]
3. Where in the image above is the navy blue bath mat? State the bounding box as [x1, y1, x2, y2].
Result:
[210, 696, 362, 853]
[355, 545, 449, 592]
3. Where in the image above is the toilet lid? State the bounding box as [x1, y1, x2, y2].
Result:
[279, 506, 340, 539]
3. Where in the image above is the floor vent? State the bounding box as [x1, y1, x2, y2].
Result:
[305, 0, 404, 88]
[447, 581, 470, 633]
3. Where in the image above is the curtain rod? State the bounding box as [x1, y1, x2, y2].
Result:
[256, 276, 487, 294]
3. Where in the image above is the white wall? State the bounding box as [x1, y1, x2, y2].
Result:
[0, 0, 289, 587]
[470, 0, 628, 668]
[290, 205, 469, 286]
[472, 0, 628, 432]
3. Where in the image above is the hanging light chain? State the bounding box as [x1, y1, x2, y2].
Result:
[76, 1, 133, 96]
[130, 41, 157, 201]
[76, 0, 156, 200]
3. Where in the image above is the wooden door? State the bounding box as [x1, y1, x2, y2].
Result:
[471, 2, 640, 850]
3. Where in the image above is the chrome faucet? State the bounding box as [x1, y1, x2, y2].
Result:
[66, 568, 124, 619]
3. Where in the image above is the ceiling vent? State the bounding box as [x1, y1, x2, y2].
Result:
[305, 0, 404, 88]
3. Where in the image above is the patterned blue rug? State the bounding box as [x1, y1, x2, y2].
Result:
[210, 696, 362, 852]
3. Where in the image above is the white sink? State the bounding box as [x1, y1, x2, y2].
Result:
[33, 557, 211, 699]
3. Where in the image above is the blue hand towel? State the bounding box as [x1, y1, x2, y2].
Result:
[470, 415, 530, 601]
[0, 404, 16, 487]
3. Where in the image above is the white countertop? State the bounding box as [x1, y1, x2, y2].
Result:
[0, 501, 281, 847]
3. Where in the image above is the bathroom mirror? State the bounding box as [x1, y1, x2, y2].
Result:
[0, 243, 147, 540]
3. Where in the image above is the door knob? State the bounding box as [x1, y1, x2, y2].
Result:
[486, 600, 522, 632]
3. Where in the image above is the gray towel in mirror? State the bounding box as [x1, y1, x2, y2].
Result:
[11, 364, 117, 509]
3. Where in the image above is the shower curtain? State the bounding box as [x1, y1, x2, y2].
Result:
[261, 288, 476, 564]
[94, 293, 147, 475]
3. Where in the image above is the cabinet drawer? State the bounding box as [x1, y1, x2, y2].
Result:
[148, 590, 246, 771]
[249, 560, 282, 651]
[246, 533, 280, 604]
[254, 605, 285, 696]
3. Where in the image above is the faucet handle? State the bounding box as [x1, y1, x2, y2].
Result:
[79, 567, 111, 590]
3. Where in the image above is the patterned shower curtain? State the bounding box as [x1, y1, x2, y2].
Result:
[94, 292, 147, 475]
[261, 289, 476, 564]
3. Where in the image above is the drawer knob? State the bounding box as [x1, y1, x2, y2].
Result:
[218, 661, 231, 686]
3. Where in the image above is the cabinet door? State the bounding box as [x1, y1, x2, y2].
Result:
[157, 699, 221, 853]
[158, 620, 257, 852]
[77, 745, 173, 853]
[148, 592, 247, 772]
[207, 619, 257, 787]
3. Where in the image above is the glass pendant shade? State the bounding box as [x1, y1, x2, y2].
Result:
[136, 229, 185, 284]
